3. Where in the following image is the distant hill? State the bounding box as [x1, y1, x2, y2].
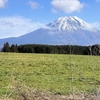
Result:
[0, 16, 100, 48]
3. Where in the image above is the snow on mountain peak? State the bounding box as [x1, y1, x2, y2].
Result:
[47, 16, 96, 32]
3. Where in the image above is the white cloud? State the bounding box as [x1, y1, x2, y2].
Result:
[27, 0, 40, 9]
[96, 0, 100, 2]
[0, 0, 8, 8]
[0, 16, 46, 39]
[51, 0, 84, 13]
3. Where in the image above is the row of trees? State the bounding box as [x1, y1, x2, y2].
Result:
[18, 44, 86, 54]
[1, 42, 100, 55]
[2, 42, 18, 52]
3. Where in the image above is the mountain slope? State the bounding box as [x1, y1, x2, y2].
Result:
[0, 16, 100, 48]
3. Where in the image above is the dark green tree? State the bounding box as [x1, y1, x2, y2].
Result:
[2, 42, 10, 52]
[10, 44, 18, 52]
[91, 44, 100, 55]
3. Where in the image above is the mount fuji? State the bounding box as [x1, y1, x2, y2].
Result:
[0, 16, 100, 48]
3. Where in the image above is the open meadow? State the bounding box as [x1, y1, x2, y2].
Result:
[0, 53, 100, 99]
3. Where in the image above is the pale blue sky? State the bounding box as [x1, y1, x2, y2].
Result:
[0, 0, 100, 38]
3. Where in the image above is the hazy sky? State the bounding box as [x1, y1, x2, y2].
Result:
[0, 0, 100, 38]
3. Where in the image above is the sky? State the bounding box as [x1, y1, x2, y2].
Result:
[0, 0, 100, 39]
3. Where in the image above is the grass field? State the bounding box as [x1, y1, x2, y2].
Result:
[0, 53, 100, 98]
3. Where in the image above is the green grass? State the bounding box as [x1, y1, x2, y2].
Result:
[0, 53, 100, 97]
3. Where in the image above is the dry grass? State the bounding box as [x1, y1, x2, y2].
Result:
[1, 82, 100, 100]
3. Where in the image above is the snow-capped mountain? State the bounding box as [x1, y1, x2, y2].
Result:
[0, 16, 100, 48]
[47, 16, 96, 31]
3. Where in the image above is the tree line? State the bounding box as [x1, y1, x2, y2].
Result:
[1, 42, 100, 55]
